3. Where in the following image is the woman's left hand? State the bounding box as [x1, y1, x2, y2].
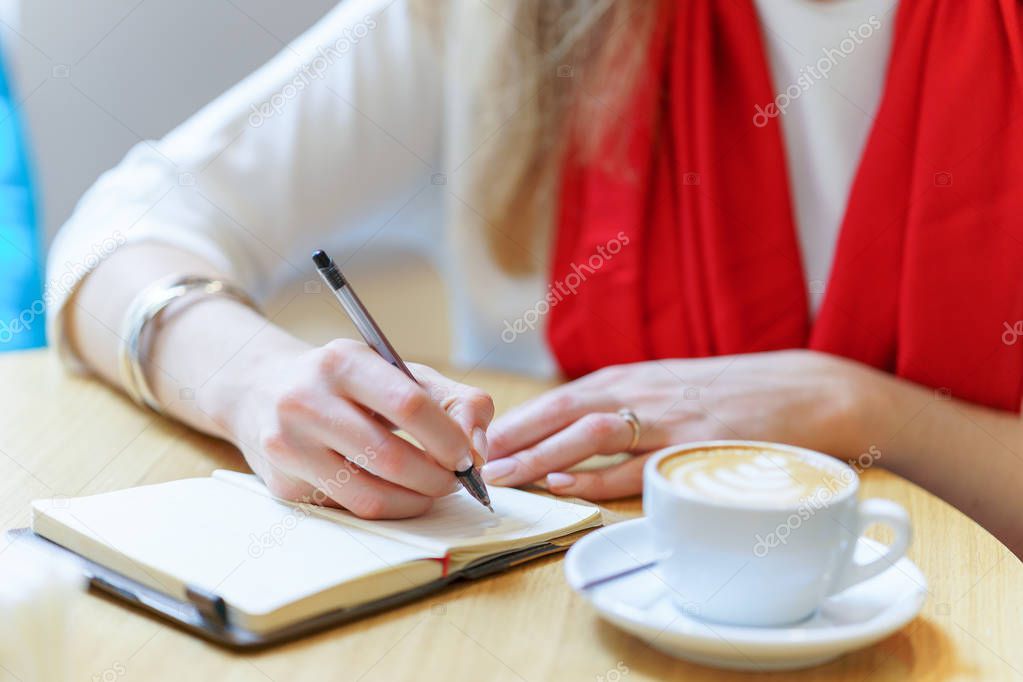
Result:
[482, 349, 883, 500]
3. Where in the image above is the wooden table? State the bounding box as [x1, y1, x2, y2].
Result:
[0, 349, 1020, 681]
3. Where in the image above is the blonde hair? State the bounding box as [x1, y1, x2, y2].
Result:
[417, 0, 656, 274]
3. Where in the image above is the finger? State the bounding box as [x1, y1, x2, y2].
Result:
[487, 386, 612, 459]
[258, 471, 351, 511]
[411, 364, 495, 463]
[544, 454, 648, 501]
[257, 466, 327, 504]
[304, 398, 458, 498]
[261, 433, 434, 518]
[298, 448, 435, 519]
[481, 412, 636, 486]
[329, 348, 475, 472]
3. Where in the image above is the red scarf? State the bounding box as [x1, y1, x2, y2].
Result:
[549, 0, 1023, 412]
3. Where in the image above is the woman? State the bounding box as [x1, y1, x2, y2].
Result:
[48, 0, 1023, 554]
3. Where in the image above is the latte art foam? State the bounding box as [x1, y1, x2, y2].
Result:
[658, 447, 842, 507]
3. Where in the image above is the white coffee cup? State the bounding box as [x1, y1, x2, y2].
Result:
[643, 440, 912, 627]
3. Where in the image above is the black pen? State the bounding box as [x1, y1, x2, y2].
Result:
[312, 249, 493, 512]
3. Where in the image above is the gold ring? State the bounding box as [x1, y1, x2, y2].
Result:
[617, 408, 641, 451]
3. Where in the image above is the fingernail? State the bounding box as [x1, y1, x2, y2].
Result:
[546, 472, 575, 489]
[472, 427, 490, 462]
[455, 450, 474, 472]
[482, 458, 517, 483]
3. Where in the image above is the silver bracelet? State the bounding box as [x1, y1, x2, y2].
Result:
[118, 275, 260, 413]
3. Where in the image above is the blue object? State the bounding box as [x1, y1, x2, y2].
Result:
[0, 46, 43, 350]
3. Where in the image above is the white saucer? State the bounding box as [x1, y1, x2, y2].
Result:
[565, 517, 927, 671]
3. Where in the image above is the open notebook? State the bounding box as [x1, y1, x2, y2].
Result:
[29, 470, 602, 647]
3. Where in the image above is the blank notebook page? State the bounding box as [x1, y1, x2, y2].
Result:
[32, 478, 429, 616]
[34, 473, 600, 617]
[215, 470, 601, 555]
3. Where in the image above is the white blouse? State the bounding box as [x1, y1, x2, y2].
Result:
[46, 0, 895, 377]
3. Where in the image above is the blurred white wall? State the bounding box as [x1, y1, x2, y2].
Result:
[3, 0, 339, 244]
[0, 0, 452, 361]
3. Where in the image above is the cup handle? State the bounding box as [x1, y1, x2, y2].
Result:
[828, 498, 912, 595]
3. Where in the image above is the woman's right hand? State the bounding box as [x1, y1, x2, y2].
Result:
[213, 338, 495, 519]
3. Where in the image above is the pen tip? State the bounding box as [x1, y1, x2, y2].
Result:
[487, 505, 495, 514]
[311, 250, 331, 268]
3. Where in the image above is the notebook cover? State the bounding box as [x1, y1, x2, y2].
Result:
[6, 528, 571, 650]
